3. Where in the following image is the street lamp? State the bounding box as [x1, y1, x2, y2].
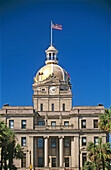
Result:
[29, 151, 32, 170]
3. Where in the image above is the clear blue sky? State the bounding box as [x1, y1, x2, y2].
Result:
[0, 0, 111, 109]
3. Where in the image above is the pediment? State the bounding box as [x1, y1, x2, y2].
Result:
[40, 73, 60, 84]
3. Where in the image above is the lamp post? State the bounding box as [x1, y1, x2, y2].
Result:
[29, 151, 32, 170]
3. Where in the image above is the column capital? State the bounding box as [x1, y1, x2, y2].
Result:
[44, 136, 49, 139]
[59, 136, 64, 139]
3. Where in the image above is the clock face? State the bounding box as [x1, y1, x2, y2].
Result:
[49, 86, 56, 92]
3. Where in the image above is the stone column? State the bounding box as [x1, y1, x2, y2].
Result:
[47, 53, 49, 60]
[34, 137, 37, 167]
[44, 137, 49, 167]
[51, 52, 53, 60]
[54, 53, 56, 60]
[59, 137, 64, 167]
[74, 136, 79, 169]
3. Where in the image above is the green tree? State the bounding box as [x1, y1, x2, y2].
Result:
[82, 138, 111, 170]
[0, 121, 24, 170]
[99, 108, 111, 133]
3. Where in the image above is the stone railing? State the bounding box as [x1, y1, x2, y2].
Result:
[34, 125, 74, 130]
[35, 168, 75, 170]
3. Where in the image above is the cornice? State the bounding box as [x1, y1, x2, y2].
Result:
[13, 129, 106, 134]
[32, 94, 73, 98]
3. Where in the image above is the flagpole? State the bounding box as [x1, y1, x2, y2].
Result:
[51, 20, 52, 46]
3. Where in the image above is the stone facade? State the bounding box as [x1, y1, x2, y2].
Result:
[0, 45, 108, 170]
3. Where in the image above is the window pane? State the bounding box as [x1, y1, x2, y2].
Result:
[65, 138, 70, 147]
[94, 137, 99, 145]
[63, 104, 65, 111]
[52, 104, 54, 111]
[41, 104, 43, 111]
[21, 137, 26, 146]
[82, 153, 87, 167]
[81, 120, 86, 128]
[38, 121, 43, 125]
[65, 158, 69, 167]
[38, 138, 43, 148]
[9, 120, 14, 129]
[51, 138, 56, 148]
[21, 153, 26, 167]
[64, 121, 69, 126]
[38, 157, 43, 167]
[94, 120, 98, 128]
[52, 158, 56, 167]
[21, 120, 26, 129]
[82, 137, 86, 146]
[51, 121, 56, 126]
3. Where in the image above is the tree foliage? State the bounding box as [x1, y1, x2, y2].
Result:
[82, 138, 111, 170]
[99, 109, 111, 133]
[0, 121, 24, 170]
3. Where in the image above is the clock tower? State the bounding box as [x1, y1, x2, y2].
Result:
[32, 45, 72, 113]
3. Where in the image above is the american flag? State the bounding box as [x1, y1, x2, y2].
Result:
[52, 23, 62, 30]
[67, 72, 70, 78]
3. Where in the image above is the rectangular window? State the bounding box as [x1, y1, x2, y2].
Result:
[81, 120, 86, 128]
[82, 153, 87, 167]
[64, 138, 70, 147]
[21, 120, 26, 129]
[51, 121, 56, 127]
[21, 137, 26, 146]
[21, 153, 26, 167]
[94, 137, 99, 145]
[40, 104, 43, 111]
[9, 120, 14, 129]
[63, 103, 65, 111]
[38, 157, 43, 167]
[38, 138, 43, 148]
[38, 121, 43, 125]
[52, 103, 54, 111]
[65, 158, 69, 167]
[52, 158, 56, 167]
[82, 137, 86, 146]
[64, 121, 69, 127]
[94, 120, 98, 128]
[51, 138, 56, 148]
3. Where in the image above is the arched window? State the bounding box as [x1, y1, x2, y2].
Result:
[49, 53, 51, 60]
[52, 103, 54, 111]
[63, 103, 65, 111]
[40, 104, 43, 111]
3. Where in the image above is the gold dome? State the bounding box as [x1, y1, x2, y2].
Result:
[34, 45, 70, 83]
[35, 64, 68, 82]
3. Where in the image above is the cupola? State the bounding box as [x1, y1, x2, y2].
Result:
[45, 45, 58, 64]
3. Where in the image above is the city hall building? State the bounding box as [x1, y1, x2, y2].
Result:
[0, 45, 108, 170]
